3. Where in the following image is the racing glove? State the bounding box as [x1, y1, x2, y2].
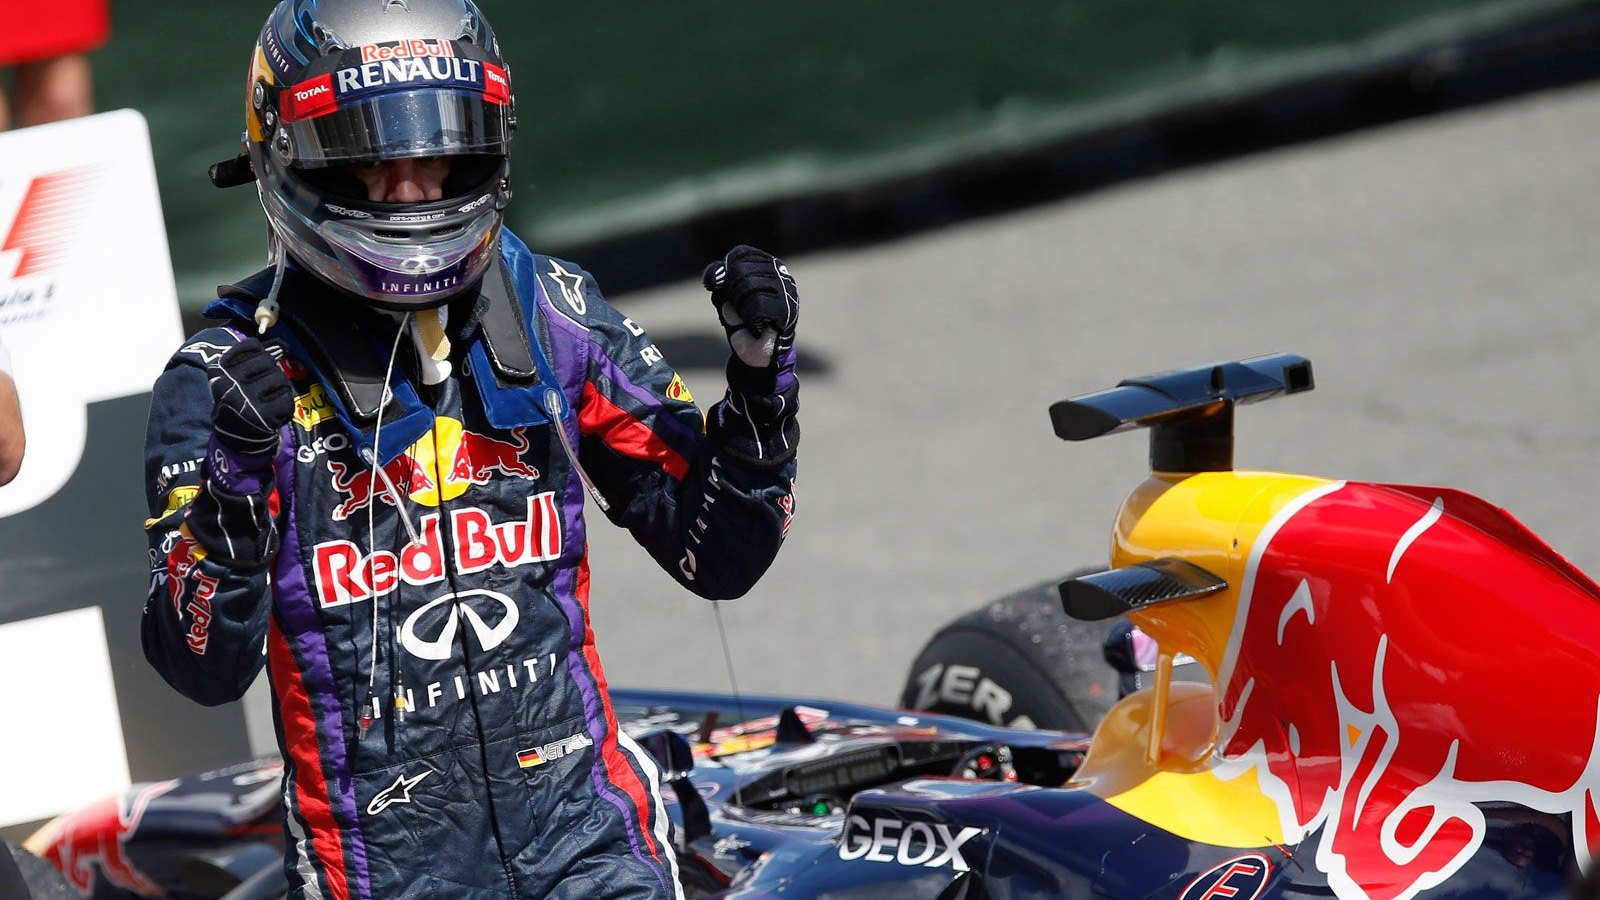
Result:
[705, 244, 798, 386]
[703, 245, 799, 464]
[188, 338, 293, 567]
[209, 339, 295, 462]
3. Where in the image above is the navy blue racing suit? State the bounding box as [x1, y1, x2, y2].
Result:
[141, 230, 797, 899]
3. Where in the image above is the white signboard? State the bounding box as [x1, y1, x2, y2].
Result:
[0, 607, 131, 827]
[0, 109, 183, 518]
[0, 110, 183, 827]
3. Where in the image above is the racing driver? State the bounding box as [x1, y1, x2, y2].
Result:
[140, 2, 798, 898]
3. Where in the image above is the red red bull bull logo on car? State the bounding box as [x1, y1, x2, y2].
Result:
[1194, 479, 1600, 900]
[42, 781, 175, 896]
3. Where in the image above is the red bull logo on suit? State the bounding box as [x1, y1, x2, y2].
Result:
[1211, 481, 1600, 900]
[313, 494, 562, 607]
[326, 417, 540, 521]
[314, 418, 559, 607]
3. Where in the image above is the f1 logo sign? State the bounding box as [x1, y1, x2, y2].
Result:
[1179, 855, 1273, 900]
[0, 167, 98, 282]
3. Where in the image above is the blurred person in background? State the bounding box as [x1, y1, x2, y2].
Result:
[0, 330, 25, 484]
[140, 1, 799, 898]
[0, 0, 108, 130]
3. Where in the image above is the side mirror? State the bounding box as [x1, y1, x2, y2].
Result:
[636, 729, 695, 781]
[1101, 619, 1144, 698]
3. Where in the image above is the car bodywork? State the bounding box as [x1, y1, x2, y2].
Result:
[23, 691, 1089, 899]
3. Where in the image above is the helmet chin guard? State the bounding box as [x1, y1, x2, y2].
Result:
[233, 0, 516, 310]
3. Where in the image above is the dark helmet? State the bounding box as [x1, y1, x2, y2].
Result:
[242, 0, 515, 310]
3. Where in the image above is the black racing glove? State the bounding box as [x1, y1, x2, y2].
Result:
[703, 245, 798, 397]
[703, 245, 800, 464]
[209, 339, 295, 459]
[187, 338, 293, 567]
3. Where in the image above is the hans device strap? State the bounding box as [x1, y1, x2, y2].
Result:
[476, 258, 539, 384]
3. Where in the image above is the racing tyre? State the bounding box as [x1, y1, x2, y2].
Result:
[899, 574, 1118, 733]
[4, 840, 76, 900]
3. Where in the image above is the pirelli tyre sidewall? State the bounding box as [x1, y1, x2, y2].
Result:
[899, 575, 1118, 733]
[4, 840, 76, 900]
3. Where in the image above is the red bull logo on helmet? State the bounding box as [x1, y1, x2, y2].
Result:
[1211, 481, 1600, 900]
[360, 38, 456, 64]
[327, 417, 539, 521]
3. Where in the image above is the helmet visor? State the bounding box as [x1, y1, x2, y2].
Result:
[282, 87, 511, 167]
[319, 212, 499, 295]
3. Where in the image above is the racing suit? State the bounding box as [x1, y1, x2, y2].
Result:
[141, 230, 797, 900]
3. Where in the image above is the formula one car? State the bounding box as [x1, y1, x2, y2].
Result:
[16, 693, 1089, 899]
[18, 353, 1595, 900]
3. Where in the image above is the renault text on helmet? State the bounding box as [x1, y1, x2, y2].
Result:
[242, 0, 516, 310]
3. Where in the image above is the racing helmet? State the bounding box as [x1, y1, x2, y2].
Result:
[241, 0, 515, 310]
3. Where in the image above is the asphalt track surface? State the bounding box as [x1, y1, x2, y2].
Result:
[570, 78, 1600, 709]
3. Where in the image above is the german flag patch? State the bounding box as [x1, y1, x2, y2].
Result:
[517, 732, 592, 773]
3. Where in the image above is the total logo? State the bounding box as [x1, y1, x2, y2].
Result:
[326, 416, 540, 521]
[836, 816, 983, 872]
[292, 82, 329, 104]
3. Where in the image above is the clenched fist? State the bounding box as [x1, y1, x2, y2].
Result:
[209, 338, 295, 458]
[703, 245, 797, 385]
